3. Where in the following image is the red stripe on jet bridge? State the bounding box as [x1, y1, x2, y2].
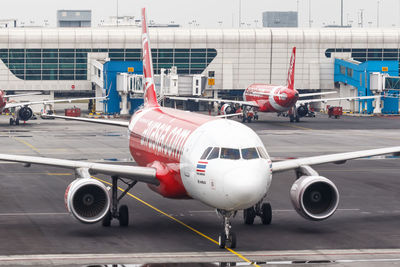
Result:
[198, 161, 208, 164]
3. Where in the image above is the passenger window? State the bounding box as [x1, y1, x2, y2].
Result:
[242, 147, 259, 160]
[220, 148, 240, 160]
[207, 147, 220, 160]
[200, 147, 213, 160]
[257, 147, 269, 159]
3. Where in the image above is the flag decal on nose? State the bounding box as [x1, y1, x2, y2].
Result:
[196, 161, 208, 175]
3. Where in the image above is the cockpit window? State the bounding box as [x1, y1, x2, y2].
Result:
[257, 147, 269, 159]
[200, 147, 213, 160]
[241, 147, 259, 160]
[207, 147, 220, 160]
[220, 148, 240, 160]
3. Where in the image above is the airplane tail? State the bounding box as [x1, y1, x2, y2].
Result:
[286, 47, 296, 90]
[141, 8, 159, 108]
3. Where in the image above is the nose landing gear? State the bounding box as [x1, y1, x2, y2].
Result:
[217, 210, 237, 249]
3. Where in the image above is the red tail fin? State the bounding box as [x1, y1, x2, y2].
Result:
[286, 47, 296, 90]
[141, 8, 159, 107]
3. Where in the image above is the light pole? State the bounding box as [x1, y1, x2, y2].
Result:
[116, 0, 119, 27]
[309, 0, 312, 27]
[377, 0, 380, 27]
[239, 0, 242, 27]
[341, 0, 344, 27]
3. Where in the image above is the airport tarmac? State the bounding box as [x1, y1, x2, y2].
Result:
[0, 111, 399, 266]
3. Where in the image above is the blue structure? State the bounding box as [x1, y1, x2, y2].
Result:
[334, 59, 399, 114]
[103, 61, 143, 114]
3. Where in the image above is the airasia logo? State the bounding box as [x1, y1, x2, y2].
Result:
[140, 120, 191, 159]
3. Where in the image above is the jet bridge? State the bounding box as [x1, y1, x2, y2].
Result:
[92, 59, 206, 115]
[334, 59, 399, 114]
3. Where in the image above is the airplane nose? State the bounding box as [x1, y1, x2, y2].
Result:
[223, 166, 269, 210]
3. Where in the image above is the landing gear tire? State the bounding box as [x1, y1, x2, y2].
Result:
[261, 203, 272, 225]
[9, 118, 14, 125]
[102, 210, 112, 227]
[15, 118, 20, 125]
[118, 205, 129, 227]
[243, 207, 256, 225]
[219, 232, 226, 248]
[229, 232, 237, 249]
[218, 232, 236, 249]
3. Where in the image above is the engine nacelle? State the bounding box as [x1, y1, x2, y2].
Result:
[65, 178, 110, 224]
[297, 105, 309, 117]
[290, 175, 339, 221]
[221, 103, 235, 115]
[17, 107, 33, 121]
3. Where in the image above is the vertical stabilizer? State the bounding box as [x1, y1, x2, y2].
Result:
[286, 47, 296, 90]
[141, 8, 159, 107]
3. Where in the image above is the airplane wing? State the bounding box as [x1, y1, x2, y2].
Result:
[297, 95, 378, 105]
[167, 96, 259, 108]
[0, 153, 158, 185]
[271, 146, 400, 173]
[216, 113, 242, 118]
[298, 91, 337, 98]
[5, 96, 106, 109]
[5, 92, 42, 98]
[45, 114, 129, 127]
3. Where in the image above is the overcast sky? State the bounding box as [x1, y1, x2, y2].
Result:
[1, 0, 400, 28]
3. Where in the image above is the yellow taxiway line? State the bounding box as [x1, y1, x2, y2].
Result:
[12, 137, 41, 154]
[92, 176, 259, 267]
[275, 122, 313, 131]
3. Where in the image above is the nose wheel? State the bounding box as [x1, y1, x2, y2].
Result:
[218, 210, 237, 249]
[243, 202, 272, 225]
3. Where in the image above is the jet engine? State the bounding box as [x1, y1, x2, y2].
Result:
[221, 103, 235, 115]
[296, 104, 309, 117]
[65, 178, 110, 224]
[290, 175, 339, 221]
[17, 107, 33, 121]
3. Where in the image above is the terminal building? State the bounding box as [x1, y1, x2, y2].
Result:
[0, 27, 398, 113]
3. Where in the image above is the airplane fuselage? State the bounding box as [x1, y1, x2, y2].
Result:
[244, 84, 299, 113]
[127, 106, 272, 211]
[0, 91, 6, 113]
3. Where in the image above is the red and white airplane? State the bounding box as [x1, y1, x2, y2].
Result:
[169, 47, 377, 122]
[0, 90, 105, 125]
[0, 8, 399, 249]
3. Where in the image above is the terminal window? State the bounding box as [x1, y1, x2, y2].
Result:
[0, 48, 217, 81]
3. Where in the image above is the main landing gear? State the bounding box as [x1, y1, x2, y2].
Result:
[9, 117, 20, 126]
[217, 210, 237, 249]
[243, 201, 272, 225]
[102, 175, 137, 227]
[289, 114, 300, 123]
